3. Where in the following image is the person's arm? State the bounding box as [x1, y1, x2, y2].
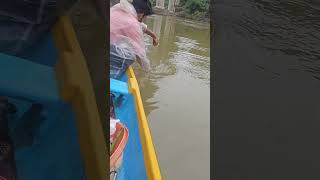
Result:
[144, 28, 159, 46]
[144, 28, 156, 40]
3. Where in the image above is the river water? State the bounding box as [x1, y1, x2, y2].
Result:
[133, 15, 210, 180]
[213, 0, 320, 180]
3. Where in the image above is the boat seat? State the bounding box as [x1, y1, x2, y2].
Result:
[110, 78, 129, 95]
[0, 53, 60, 103]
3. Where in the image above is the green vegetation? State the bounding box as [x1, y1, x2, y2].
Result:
[179, 0, 209, 21]
[151, 0, 209, 22]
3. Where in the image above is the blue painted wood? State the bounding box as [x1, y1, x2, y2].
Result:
[18, 35, 58, 67]
[111, 74, 147, 180]
[0, 33, 85, 180]
[0, 53, 60, 103]
[110, 78, 129, 95]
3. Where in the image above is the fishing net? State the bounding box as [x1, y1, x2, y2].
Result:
[110, 0, 150, 72]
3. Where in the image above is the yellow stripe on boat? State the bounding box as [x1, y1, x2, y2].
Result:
[52, 16, 108, 180]
[127, 67, 162, 180]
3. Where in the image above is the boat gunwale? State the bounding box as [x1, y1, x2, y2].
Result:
[52, 16, 108, 180]
[126, 66, 162, 180]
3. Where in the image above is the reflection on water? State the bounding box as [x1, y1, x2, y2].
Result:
[134, 15, 210, 180]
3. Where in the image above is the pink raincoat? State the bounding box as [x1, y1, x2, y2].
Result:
[110, 0, 150, 70]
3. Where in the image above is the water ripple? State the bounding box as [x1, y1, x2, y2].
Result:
[228, 0, 320, 79]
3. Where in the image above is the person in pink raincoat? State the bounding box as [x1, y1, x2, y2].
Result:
[110, 0, 154, 79]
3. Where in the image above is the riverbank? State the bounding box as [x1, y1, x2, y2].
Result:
[153, 7, 210, 23]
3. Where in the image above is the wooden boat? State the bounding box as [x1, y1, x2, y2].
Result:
[110, 67, 162, 180]
[0, 16, 107, 180]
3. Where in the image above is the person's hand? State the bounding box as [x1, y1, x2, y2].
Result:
[152, 38, 159, 46]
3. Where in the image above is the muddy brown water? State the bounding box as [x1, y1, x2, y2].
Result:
[134, 15, 210, 180]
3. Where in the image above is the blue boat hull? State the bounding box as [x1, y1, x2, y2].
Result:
[112, 75, 147, 180]
[0, 33, 85, 180]
[0, 16, 107, 180]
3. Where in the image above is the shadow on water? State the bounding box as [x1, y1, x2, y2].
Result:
[213, 0, 320, 180]
[134, 15, 210, 179]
